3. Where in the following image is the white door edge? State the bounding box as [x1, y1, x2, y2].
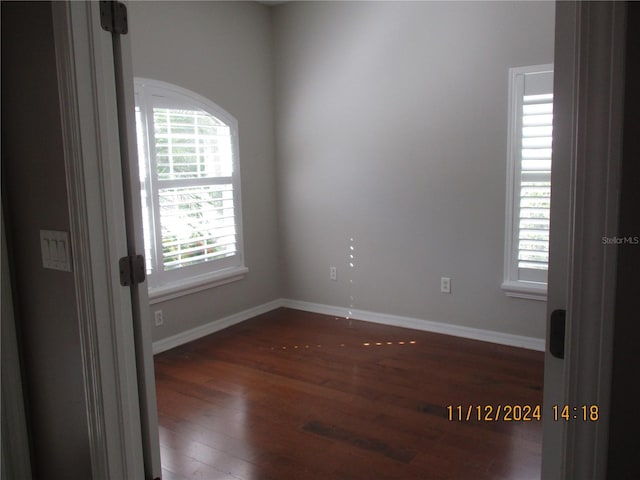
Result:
[52, 2, 146, 479]
[542, 2, 626, 479]
[563, 2, 626, 478]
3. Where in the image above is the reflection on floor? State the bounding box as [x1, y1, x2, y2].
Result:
[154, 307, 544, 480]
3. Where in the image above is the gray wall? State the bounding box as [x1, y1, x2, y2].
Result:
[1, 2, 92, 478]
[128, 1, 281, 341]
[108, 0, 553, 344]
[273, 1, 555, 338]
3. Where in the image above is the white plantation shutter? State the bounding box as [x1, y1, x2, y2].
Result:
[503, 65, 553, 299]
[159, 184, 237, 269]
[135, 79, 245, 296]
[518, 92, 552, 279]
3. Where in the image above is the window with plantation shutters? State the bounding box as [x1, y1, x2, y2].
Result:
[134, 79, 246, 300]
[502, 65, 553, 300]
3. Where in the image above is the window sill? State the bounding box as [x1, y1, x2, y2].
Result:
[148, 266, 248, 305]
[501, 280, 547, 301]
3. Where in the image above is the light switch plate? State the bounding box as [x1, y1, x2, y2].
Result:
[40, 230, 72, 272]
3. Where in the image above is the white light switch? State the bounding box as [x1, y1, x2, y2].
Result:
[440, 276, 451, 294]
[40, 230, 72, 272]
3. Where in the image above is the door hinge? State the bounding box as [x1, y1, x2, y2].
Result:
[119, 254, 146, 287]
[100, 1, 128, 35]
[549, 309, 566, 359]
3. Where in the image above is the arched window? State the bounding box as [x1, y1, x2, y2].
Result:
[134, 78, 245, 299]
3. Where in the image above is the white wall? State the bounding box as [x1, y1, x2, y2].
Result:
[273, 1, 555, 338]
[128, 1, 281, 341]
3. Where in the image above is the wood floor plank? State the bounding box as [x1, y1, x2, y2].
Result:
[155, 308, 544, 479]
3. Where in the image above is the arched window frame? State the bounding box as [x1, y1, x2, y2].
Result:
[134, 78, 246, 302]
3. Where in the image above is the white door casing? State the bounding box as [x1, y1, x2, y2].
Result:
[542, 2, 626, 479]
[52, 1, 158, 478]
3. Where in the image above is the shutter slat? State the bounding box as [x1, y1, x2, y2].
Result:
[162, 227, 237, 249]
[164, 249, 236, 269]
[523, 93, 553, 103]
[163, 238, 236, 259]
[518, 261, 549, 271]
[518, 93, 552, 272]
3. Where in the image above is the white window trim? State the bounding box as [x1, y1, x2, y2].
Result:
[134, 78, 247, 301]
[502, 64, 553, 301]
[148, 266, 248, 304]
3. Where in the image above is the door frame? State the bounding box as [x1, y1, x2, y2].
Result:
[542, 1, 626, 479]
[51, 1, 626, 479]
[563, 2, 626, 478]
[1, 208, 33, 480]
[52, 2, 147, 478]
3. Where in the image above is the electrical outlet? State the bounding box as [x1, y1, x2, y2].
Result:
[330, 266, 337, 281]
[440, 277, 452, 294]
[154, 310, 164, 326]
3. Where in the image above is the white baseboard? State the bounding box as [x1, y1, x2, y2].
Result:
[152, 299, 284, 354]
[281, 299, 545, 352]
[152, 297, 545, 354]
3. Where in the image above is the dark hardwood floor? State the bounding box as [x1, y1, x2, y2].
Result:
[154, 308, 544, 480]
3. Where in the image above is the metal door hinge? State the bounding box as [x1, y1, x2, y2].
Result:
[119, 254, 146, 287]
[100, 1, 128, 35]
[549, 309, 566, 359]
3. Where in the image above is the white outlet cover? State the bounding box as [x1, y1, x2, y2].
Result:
[330, 266, 337, 280]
